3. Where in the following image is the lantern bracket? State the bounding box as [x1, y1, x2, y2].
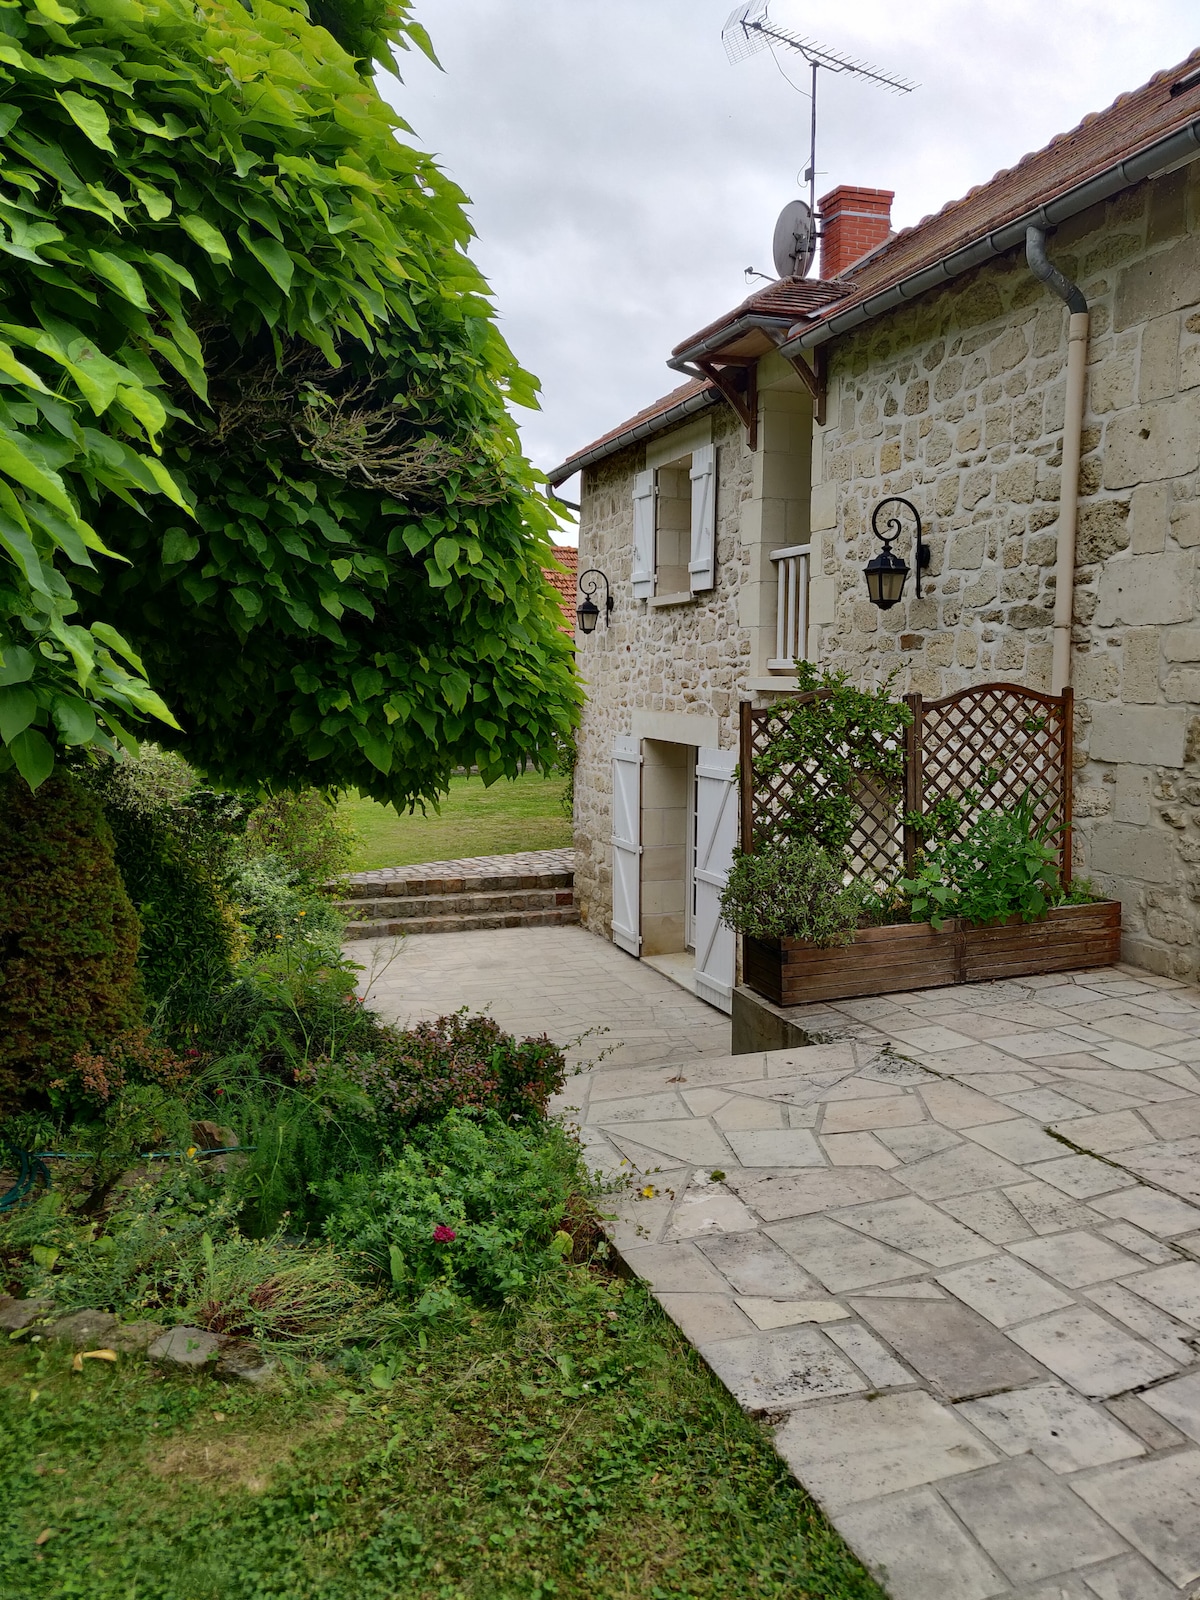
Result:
[872, 496, 929, 597]
[576, 567, 613, 633]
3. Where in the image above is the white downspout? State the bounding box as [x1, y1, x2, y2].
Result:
[1026, 226, 1090, 694]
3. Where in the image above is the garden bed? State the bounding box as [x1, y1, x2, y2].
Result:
[742, 900, 1121, 1007]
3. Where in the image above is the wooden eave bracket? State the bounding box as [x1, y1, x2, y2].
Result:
[683, 335, 825, 447]
[779, 343, 827, 427]
[696, 359, 758, 451]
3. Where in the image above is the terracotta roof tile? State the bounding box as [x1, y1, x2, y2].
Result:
[543, 543, 578, 630]
[550, 377, 717, 482]
[805, 49, 1200, 330]
[671, 277, 848, 358]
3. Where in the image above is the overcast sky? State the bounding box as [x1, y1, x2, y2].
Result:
[381, 1, 1198, 542]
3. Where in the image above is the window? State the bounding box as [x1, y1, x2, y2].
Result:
[632, 443, 716, 602]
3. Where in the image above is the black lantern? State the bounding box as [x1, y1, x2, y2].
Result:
[576, 567, 613, 633]
[864, 496, 929, 611]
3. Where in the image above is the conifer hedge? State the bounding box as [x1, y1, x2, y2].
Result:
[0, 770, 143, 1108]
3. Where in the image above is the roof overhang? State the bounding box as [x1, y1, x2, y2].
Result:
[670, 312, 797, 367]
[782, 112, 1200, 355]
[546, 383, 720, 487]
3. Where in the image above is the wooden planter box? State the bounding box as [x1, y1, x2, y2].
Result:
[742, 900, 1121, 1008]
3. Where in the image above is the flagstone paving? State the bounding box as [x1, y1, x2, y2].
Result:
[364, 935, 1200, 1599]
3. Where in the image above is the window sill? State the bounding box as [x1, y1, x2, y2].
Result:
[648, 591, 696, 609]
[745, 675, 802, 692]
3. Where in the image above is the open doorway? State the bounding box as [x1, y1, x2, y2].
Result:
[639, 740, 698, 995]
[628, 738, 737, 1011]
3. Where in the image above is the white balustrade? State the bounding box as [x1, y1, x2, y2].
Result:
[768, 545, 809, 672]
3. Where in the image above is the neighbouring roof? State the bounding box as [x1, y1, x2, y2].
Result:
[543, 543, 578, 629]
[549, 49, 1200, 484]
[547, 378, 718, 486]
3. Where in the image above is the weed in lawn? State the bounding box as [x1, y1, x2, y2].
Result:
[0, 1273, 885, 1600]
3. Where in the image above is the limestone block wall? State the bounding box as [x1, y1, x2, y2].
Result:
[808, 162, 1200, 976]
[572, 405, 754, 939]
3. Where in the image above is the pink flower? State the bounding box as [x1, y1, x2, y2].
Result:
[432, 1224, 457, 1243]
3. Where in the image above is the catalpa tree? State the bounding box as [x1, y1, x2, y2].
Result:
[0, 0, 578, 804]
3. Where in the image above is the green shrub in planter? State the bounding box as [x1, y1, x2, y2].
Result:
[0, 772, 143, 1110]
[898, 798, 1083, 929]
[719, 841, 863, 946]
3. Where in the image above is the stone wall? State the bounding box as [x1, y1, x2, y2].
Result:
[573, 404, 755, 937]
[808, 162, 1200, 976]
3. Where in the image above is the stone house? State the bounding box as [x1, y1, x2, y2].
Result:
[548, 52, 1200, 1006]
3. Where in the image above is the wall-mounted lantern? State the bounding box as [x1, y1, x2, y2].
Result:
[576, 568, 614, 634]
[864, 496, 930, 611]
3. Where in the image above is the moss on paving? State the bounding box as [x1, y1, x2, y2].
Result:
[340, 773, 571, 872]
[0, 1276, 884, 1600]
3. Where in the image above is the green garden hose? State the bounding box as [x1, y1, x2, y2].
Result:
[0, 1143, 252, 1213]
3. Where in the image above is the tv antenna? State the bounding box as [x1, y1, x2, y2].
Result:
[723, 2, 916, 276]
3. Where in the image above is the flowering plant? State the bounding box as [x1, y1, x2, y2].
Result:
[324, 1110, 579, 1312]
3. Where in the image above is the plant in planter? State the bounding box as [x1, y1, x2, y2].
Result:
[898, 797, 1089, 929]
[753, 663, 911, 853]
[719, 840, 864, 947]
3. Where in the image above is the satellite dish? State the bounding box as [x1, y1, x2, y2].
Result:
[772, 199, 816, 280]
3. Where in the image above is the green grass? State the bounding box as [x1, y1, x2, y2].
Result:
[0, 1274, 884, 1600]
[340, 773, 571, 871]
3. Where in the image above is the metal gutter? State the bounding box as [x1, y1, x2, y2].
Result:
[782, 114, 1200, 353]
[669, 312, 797, 367]
[546, 385, 720, 486]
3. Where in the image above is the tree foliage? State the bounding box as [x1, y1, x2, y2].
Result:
[0, 0, 578, 802]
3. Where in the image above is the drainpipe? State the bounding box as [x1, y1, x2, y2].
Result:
[1026, 226, 1089, 694]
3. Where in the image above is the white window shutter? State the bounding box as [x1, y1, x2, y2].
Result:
[688, 443, 716, 592]
[692, 746, 737, 1012]
[632, 470, 655, 599]
[610, 736, 642, 955]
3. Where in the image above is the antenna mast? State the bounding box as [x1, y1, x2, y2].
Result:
[723, 3, 916, 230]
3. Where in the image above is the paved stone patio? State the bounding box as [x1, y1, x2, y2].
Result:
[363, 931, 1200, 1600]
[357, 923, 728, 1069]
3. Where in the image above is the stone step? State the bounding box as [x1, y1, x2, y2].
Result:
[338, 869, 573, 901]
[337, 887, 576, 921]
[342, 906, 581, 941]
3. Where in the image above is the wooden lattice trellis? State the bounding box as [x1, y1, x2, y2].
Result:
[740, 681, 1074, 887]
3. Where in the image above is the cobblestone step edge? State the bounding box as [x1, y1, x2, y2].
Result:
[343, 908, 581, 940]
[338, 870, 573, 901]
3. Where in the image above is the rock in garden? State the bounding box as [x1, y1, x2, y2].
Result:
[147, 1326, 221, 1368]
[47, 1309, 119, 1348]
[190, 1121, 238, 1150]
[216, 1342, 277, 1385]
[111, 1321, 167, 1354]
[0, 1297, 51, 1331]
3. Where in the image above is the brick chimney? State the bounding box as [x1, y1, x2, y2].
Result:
[818, 186, 894, 280]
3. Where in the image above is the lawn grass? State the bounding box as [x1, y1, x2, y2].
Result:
[340, 773, 571, 871]
[0, 1273, 885, 1600]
